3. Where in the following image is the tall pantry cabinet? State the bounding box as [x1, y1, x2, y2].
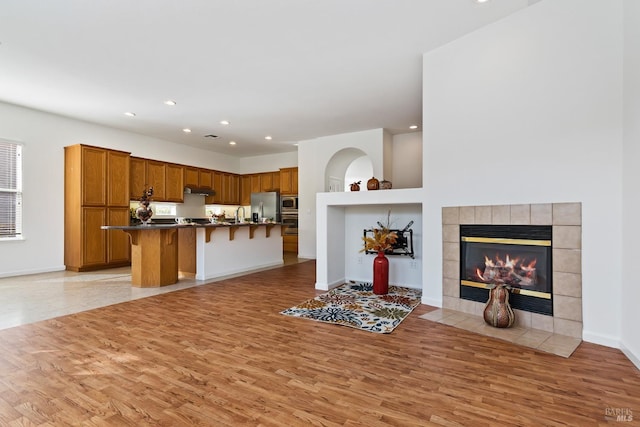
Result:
[64, 144, 131, 271]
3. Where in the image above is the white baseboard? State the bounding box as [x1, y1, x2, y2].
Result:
[315, 277, 344, 291]
[297, 252, 316, 260]
[620, 343, 640, 371]
[197, 261, 284, 281]
[421, 296, 442, 307]
[582, 330, 621, 349]
[0, 265, 65, 279]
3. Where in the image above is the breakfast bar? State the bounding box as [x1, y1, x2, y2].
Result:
[102, 222, 286, 287]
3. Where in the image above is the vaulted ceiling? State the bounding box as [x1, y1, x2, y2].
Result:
[0, 0, 531, 157]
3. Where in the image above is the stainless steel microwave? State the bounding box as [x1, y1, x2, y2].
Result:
[281, 196, 298, 210]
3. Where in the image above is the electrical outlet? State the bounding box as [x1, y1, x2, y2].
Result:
[357, 256, 363, 264]
[409, 260, 418, 269]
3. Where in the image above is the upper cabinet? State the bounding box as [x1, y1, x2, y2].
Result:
[165, 163, 184, 202]
[80, 146, 107, 206]
[130, 158, 183, 202]
[210, 171, 223, 204]
[199, 169, 213, 189]
[146, 160, 166, 200]
[250, 174, 262, 194]
[129, 157, 292, 205]
[107, 150, 130, 207]
[129, 157, 147, 200]
[240, 175, 251, 206]
[184, 167, 199, 188]
[269, 171, 280, 192]
[260, 173, 274, 192]
[280, 167, 298, 195]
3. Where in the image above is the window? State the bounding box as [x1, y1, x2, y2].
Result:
[152, 203, 176, 217]
[0, 140, 23, 239]
[129, 201, 176, 218]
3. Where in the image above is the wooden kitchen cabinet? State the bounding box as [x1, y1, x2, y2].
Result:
[199, 169, 213, 189]
[81, 146, 107, 206]
[184, 167, 199, 188]
[65, 144, 131, 271]
[280, 167, 298, 195]
[129, 157, 147, 200]
[107, 207, 131, 263]
[270, 171, 280, 191]
[250, 174, 262, 194]
[165, 163, 184, 202]
[283, 235, 298, 253]
[260, 173, 273, 192]
[240, 175, 251, 206]
[222, 173, 240, 205]
[210, 171, 223, 204]
[230, 174, 240, 204]
[107, 150, 130, 206]
[146, 160, 166, 200]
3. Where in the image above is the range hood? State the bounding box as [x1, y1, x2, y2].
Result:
[184, 186, 215, 196]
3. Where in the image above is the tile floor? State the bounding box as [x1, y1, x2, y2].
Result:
[0, 254, 308, 332]
[419, 308, 582, 358]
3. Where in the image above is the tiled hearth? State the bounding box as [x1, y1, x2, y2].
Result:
[432, 202, 583, 357]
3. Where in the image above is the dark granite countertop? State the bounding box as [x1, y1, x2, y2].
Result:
[102, 221, 284, 231]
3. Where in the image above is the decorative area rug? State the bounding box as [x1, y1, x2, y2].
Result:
[281, 282, 422, 334]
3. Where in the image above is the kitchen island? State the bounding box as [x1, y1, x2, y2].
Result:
[101, 222, 286, 287]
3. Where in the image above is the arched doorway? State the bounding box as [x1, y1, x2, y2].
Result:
[324, 148, 373, 192]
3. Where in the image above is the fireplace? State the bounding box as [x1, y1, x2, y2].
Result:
[460, 224, 553, 316]
[442, 203, 582, 338]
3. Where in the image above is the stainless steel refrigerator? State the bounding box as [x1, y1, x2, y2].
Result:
[250, 192, 280, 222]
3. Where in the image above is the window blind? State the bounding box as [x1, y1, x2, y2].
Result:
[0, 140, 22, 238]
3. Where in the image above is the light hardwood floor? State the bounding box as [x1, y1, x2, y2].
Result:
[0, 260, 638, 426]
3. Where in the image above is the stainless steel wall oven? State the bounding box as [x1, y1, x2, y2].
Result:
[281, 195, 298, 235]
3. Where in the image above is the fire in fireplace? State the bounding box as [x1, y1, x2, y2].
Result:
[460, 225, 553, 316]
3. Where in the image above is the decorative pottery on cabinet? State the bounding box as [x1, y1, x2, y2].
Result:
[367, 177, 380, 190]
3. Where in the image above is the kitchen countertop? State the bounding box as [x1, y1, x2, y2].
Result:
[102, 222, 285, 230]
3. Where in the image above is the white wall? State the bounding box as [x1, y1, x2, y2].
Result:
[622, 0, 640, 368]
[344, 156, 373, 191]
[298, 128, 386, 259]
[0, 101, 243, 277]
[422, 0, 624, 347]
[344, 205, 422, 287]
[237, 151, 298, 174]
[391, 132, 422, 189]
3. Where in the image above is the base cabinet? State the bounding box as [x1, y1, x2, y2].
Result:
[283, 235, 298, 253]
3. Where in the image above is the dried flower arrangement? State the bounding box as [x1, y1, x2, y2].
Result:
[361, 210, 398, 253]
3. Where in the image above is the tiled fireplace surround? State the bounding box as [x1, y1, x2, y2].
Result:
[441, 202, 582, 339]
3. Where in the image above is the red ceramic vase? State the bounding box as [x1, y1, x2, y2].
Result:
[373, 251, 389, 295]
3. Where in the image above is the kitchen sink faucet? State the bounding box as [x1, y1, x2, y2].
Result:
[235, 206, 245, 224]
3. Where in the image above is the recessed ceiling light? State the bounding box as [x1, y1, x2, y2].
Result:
[124, 112, 136, 117]
[475, 0, 490, 3]
[182, 128, 192, 133]
[265, 136, 272, 140]
[293, 143, 299, 146]
[409, 125, 418, 130]
[220, 120, 230, 125]
[164, 100, 176, 106]
[229, 141, 237, 145]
